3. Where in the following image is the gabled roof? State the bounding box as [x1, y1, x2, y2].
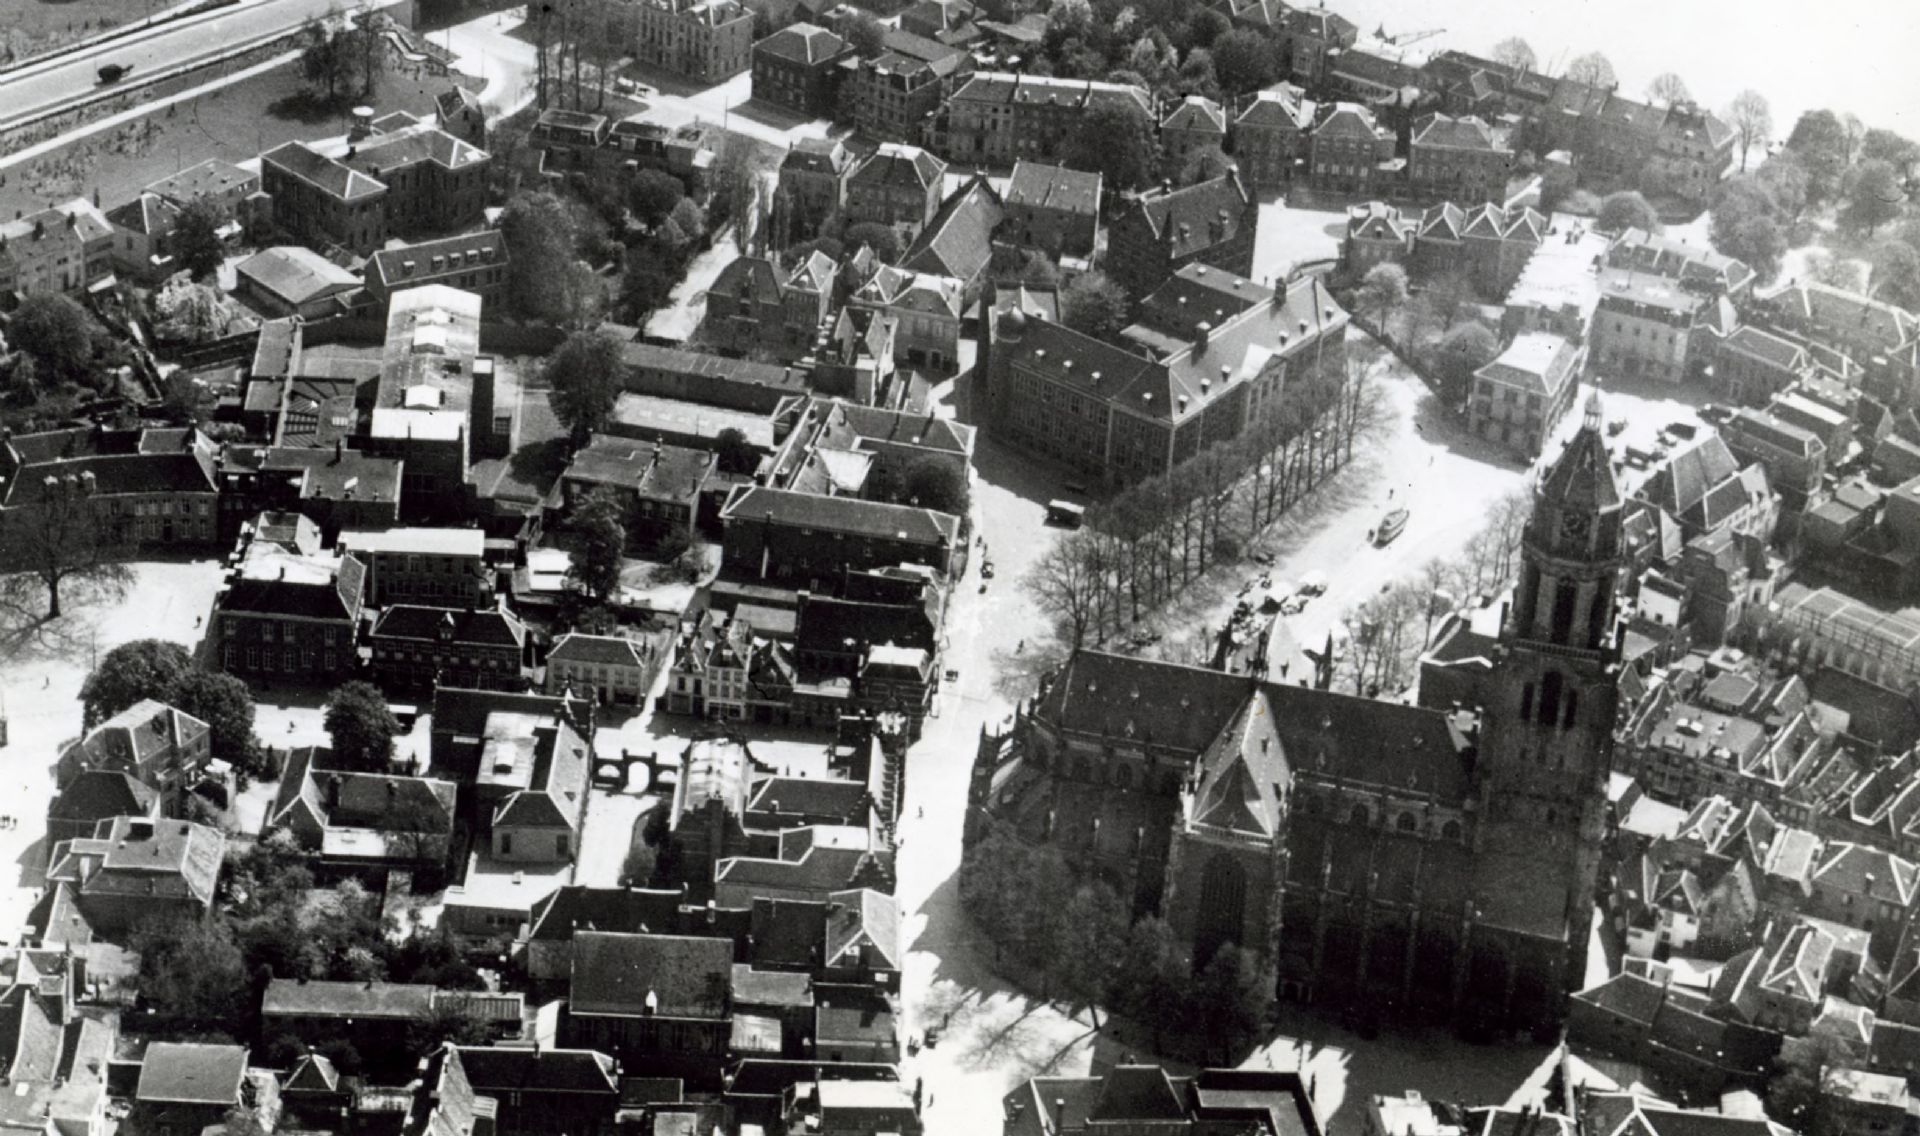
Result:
[1161, 95, 1227, 135]
[135, 1043, 247, 1105]
[1003, 161, 1102, 217]
[1191, 688, 1287, 836]
[903, 176, 1003, 285]
[48, 770, 156, 826]
[548, 633, 650, 669]
[1124, 171, 1252, 256]
[1411, 112, 1505, 151]
[454, 1046, 618, 1095]
[527, 886, 685, 943]
[1091, 1065, 1186, 1122]
[1236, 82, 1313, 128]
[371, 604, 528, 649]
[849, 144, 945, 193]
[823, 888, 900, 972]
[712, 255, 787, 307]
[261, 141, 385, 200]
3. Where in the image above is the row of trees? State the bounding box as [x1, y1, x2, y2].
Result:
[1028, 355, 1380, 651]
[959, 828, 1272, 1062]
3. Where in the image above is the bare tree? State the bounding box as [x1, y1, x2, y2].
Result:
[1565, 52, 1616, 89]
[1, 476, 132, 619]
[1026, 531, 1102, 649]
[1726, 90, 1773, 173]
[1841, 113, 1868, 167]
[1646, 72, 1690, 108]
[1490, 37, 1536, 73]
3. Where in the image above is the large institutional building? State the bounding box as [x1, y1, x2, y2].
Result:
[968, 397, 1627, 1033]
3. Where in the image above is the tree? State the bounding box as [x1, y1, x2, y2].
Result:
[131, 916, 248, 1032]
[627, 169, 686, 229]
[5, 475, 132, 621]
[1060, 101, 1159, 191]
[1060, 271, 1130, 340]
[1027, 530, 1101, 648]
[545, 330, 627, 442]
[1020, 251, 1063, 290]
[1769, 1036, 1847, 1130]
[1725, 90, 1773, 173]
[1806, 251, 1866, 293]
[1565, 52, 1615, 89]
[171, 199, 225, 280]
[1840, 159, 1906, 235]
[668, 197, 707, 245]
[1645, 72, 1690, 108]
[1597, 190, 1659, 234]
[616, 245, 679, 323]
[1210, 29, 1275, 95]
[325, 681, 400, 772]
[1755, 153, 1809, 220]
[408, 1000, 493, 1054]
[843, 221, 901, 262]
[715, 427, 760, 475]
[1871, 242, 1920, 313]
[299, 18, 351, 101]
[1177, 146, 1234, 186]
[81, 639, 192, 726]
[1419, 271, 1475, 333]
[1175, 48, 1219, 102]
[1429, 322, 1499, 407]
[1109, 916, 1188, 1046]
[170, 669, 266, 777]
[1191, 945, 1271, 1063]
[1051, 882, 1126, 1027]
[901, 457, 969, 515]
[1180, 6, 1228, 51]
[1862, 128, 1920, 173]
[1490, 37, 1535, 72]
[10, 293, 98, 382]
[1784, 109, 1850, 205]
[571, 489, 628, 602]
[1709, 177, 1789, 281]
[844, 11, 886, 55]
[1355, 263, 1410, 343]
[500, 191, 599, 324]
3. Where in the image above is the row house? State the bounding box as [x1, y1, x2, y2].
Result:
[1713, 325, 1816, 408]
[664, 607, 795, 722]
[1307, 102, 1398, 195]
[624, 0, 754, 82]
[1757, 280, 1920, 411]
[0, 198, 115, 297]
[850, 265, 964, 375]
[212, 512, 368, 684]
[1407, 113, 1514, 203]
[1403, 200, 1547, 297]
[1000, 160, 1100, 259]
[1159, 95, 1228, 169]
[1605, 228, 1756, 300]
[546, 632, 660, 705]
[750, 22, 853, 116]
[336, 525, 491, 608]
[1723, 408, 1827, 512]
[564, 931, 734, 1082]
[367, 603, 531, 693]
[1616, 674, 1832, 813]
[1231, 82, 1316, 190]
[1105, 171, 1257, 300]
[843, 143, 947, 240]
[1636, 434, 1778, 543]
[849, 30, 972, 146]
[941, 72, 1153, 167]
[986, 266, 1347, 485]
[704, 252, 837, 354]
[0, 426, 219, 565]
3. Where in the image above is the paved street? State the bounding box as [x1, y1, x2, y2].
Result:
[0, 0, 399, 130]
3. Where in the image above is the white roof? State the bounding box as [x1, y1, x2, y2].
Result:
[338, 526, 486, 556]
[370, 407, 465, 441]
[816, 1080, 912, 1110]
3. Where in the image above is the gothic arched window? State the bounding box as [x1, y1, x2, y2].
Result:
[1539, 671, 1564, 726]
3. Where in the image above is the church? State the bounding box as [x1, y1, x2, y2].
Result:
[966, 397, 1627, 1034]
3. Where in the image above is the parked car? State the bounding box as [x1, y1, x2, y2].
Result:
[981, 561, 995, 579]
[1298, 570, 1329, 595]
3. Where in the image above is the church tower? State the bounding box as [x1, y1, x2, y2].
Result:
[1471, 394, 1624, 1023]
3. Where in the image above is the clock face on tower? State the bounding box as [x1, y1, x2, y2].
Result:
[1558, 510, 1590, 544]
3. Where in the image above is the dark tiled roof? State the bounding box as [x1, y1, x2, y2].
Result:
[528, 886, 685, 943]
[1004, 161, 1102, 216]
[48, 770, 156, 825]
[1126, 172, 1252, 257]
[135, 1043, 247, 1105]
[903, 177, 1002, 284]
[849, 145, 945, 193]
[721, 486, 960, 546]
[371, 604, 528, 649]
[548, 633, 649, 669]
[454, 1047, 617, 1095]
[1091, 1065, 1186, 1121]
[569, 932, 732, 1019]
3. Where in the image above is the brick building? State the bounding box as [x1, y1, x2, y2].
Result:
[1105, 172, 1257, 300]
[1231, 83, 1315, 189]
[751, 22, 853, 115]
[625, 0, 754, 81]
[1001, 161, 1101, 259]
[942, 72, 1152, 166]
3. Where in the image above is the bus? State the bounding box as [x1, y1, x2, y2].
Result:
[1045, 500, 1086, 528]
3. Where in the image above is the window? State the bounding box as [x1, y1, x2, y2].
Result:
[501, 833, 514, 855]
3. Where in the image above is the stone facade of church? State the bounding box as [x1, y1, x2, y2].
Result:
[967, 398, 1627, 1035]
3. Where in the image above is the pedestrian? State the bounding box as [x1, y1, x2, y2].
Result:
[917, 806, 924, 819]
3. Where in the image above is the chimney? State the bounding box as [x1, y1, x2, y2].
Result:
[1195, 321, 1211, 354]
[1054, 1098, 1067, 1130]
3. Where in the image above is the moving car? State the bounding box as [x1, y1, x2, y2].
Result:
[1374, 507, 1409, 547]
[1298, 570, 1329, 595]
[1045, 499, 1086, 528]
[97, 63, 132, 83]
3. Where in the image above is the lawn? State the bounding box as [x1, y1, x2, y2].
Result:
[2, 0, 161, 64]
[0, 57, 481, 219]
